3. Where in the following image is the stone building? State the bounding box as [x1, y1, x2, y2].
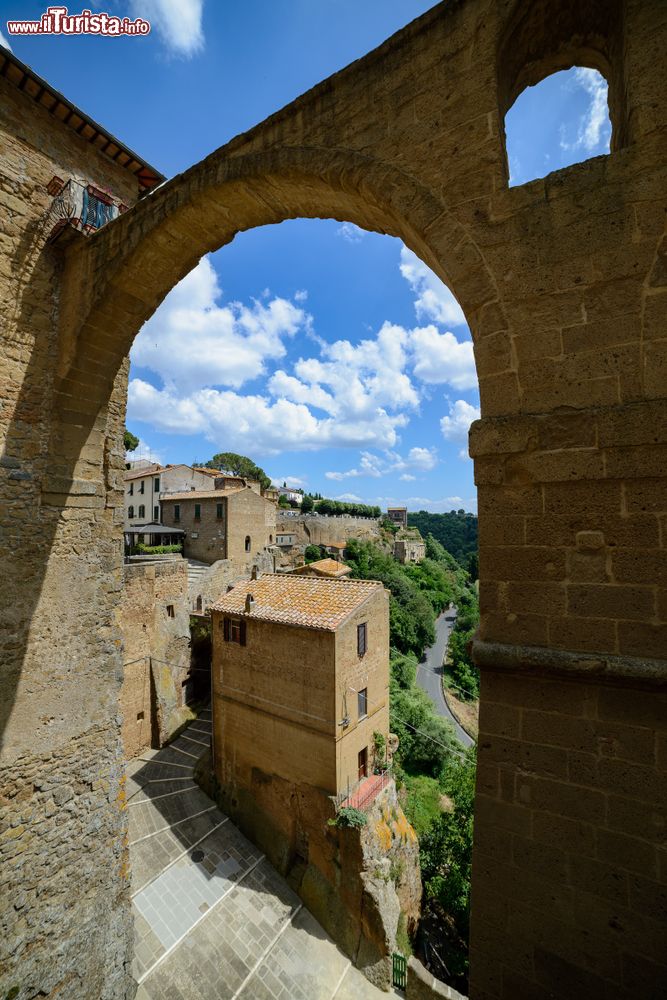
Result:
[2, 2, 667, 997]
[161, 485, 276, 565]
[123, 463, 221, 530]
[386, 506, 408, 529]
[292, 557, 353, 579]
[116, 560, 192, 758]
[210, 573, 390, 802]
[393, 528, 426, 564]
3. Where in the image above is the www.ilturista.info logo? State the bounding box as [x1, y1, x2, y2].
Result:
[6, 6, 150, 37]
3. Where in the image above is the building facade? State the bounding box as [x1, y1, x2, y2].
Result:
[393, 529, 426, 564]
[210, 574, 389, 800]
[386, 507, 408, 529]
[124, 463, 217, 530]
[161, 486, 276, 565]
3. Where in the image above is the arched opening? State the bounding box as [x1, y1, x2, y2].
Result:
[118, 210, 483, 992]
[505, 67, 612, 186]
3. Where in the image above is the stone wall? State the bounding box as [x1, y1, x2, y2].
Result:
[117, 561, 190, 757]
[2, 0, 666, 996]
[0, 67, 142, 1000]
[276, 513, 381, 548]
[407, 957, 466, 1000]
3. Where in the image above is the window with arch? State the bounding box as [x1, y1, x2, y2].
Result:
[128, 505, 134, 518]
[138, 504, 145, 519]
[504, 67, 612, 187]
[244, 535, 251, 553]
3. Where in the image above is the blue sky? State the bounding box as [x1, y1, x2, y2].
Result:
[2, 2, 611, 511]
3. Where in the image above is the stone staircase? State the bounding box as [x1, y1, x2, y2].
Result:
[186, 558, 209, 592]
[126, 713, 391, 999]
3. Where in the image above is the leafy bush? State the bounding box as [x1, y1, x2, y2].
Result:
[447, 585, 480, 700]
[390, 650, 418, 689]
[402, 774, 443, 837]
[315, 498, 381, 518]
[132, 543, 182, 555]
[333, 806, 367, 828]
[304, 544, 322, 563]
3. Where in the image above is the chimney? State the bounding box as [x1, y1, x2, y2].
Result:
[251, 565, 258, 580]
[245, 593, 255, 613]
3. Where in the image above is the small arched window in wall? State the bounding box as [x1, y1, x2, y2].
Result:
[505, 68, 612, 187]
[245, 535, 251, 553]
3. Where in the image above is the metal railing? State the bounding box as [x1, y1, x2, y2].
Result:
[335, 763, 393, 813]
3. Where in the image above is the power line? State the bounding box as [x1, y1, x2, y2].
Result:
[399, 720, 471, 763]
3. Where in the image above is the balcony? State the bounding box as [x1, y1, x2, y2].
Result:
[47, 177, 127, 242]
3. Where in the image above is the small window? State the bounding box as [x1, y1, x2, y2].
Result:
[153, 505, 159, 521]
[140, 481, 145, 494]
[128, 482, 134, 495]
[357, 622, 367, 657]
[358, 687, 368, 719]
[196, 596, 202, 612]
[222, 617, 246, 645]
[154, 477, 160, 492]
[136, 711, 144, 721]
[245, 535, 251, 553]
[138, 505, 145, 519]
[194, 504, 201, 521]
[269, 534, 273, 544]
[216, 502, 223, 520]
[174, 504, 180, 522]
[166, 605, 174, 618]
[128, 505, 134, 519]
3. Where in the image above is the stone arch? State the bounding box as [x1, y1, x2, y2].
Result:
[54, 144, 500, 409]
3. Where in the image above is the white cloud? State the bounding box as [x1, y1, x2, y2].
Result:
[374, 494, 477, 513]
[270, 476, 307, 488]
[440, 399, 480, 443]
[400, 473, 416, 482]
[410, 327, 477, 389]
[127, 379, 406, 456]
[336, 223, 365, 243]
[325, 445, 437, 481]
[335, 493, 364, 502]
[130, 0, 204, 56]
[126, 437, 163, 466]
[131, 257, 309, 393]
[294, 289, 308, 303]
[270, 321, 418, 422]
[559, 68, 611, 154]
[399, 246, 467, 327]
[407, 446, 437, 471]
[0, 28, 13, 51]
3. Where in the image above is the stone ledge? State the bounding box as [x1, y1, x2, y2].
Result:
[406, 956, 467, 999]
[472, 637, 667, 687]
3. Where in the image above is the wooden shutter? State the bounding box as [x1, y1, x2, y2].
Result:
[223, 617, 230, 642]
[240, 620, 247, 647]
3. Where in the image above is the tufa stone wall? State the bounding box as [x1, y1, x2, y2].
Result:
[0, 65, 142, 1000]
[1, 0, 666, 995]
[276, 513, 381, 550]
[116, 560, 191, 757]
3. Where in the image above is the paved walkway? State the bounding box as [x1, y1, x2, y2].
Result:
[126, 711, 391, 999]
[416, 612, 475, 749]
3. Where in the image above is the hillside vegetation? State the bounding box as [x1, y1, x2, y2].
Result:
[407, 510, 478, 570]
[344, 534, 479, 989]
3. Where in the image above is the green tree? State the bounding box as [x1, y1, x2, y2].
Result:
[278, 494, 290, 509]
[300, 493, 314, 513]
[124, 429, 139, 452]
[304, 544, 321, 563]
[206, 452, 271, 491]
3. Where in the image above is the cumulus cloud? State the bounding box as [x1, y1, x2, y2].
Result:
[559, 68, 611, 154]
[400, 474, 416, 482]
[410, 327, 477, 390]
[440, 399, 481, 443]
[0, 28, 13, 50]
[130, 0, 204, 56]
[126, 437, 163, 466]
[336, 223, 365, 243]
[335, 493, 364, 502]
[270, 476, 307, 488]
[399, 246, 467, 327]
[127, 379, 406, 456]
[375, 494, 477, 513]
[325, 446, 437, 481]
[131, 257, 309, 393]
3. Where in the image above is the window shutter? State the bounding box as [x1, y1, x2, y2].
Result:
[223, 617, 230, 642]
[240, 620, 247, 647]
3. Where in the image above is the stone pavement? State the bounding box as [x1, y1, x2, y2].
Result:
[127, 709, 394, 999]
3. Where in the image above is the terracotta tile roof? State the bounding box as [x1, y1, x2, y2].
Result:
[297, 559, 352, 578]
[123, 463, 164, 481]
[161, 488, 247, 501]
[210, 573, 383, 631]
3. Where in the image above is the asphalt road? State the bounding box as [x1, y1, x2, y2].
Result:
[416, 611, 475, 749]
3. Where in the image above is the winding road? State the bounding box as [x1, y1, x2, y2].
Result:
[416, 612, 475, 749]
